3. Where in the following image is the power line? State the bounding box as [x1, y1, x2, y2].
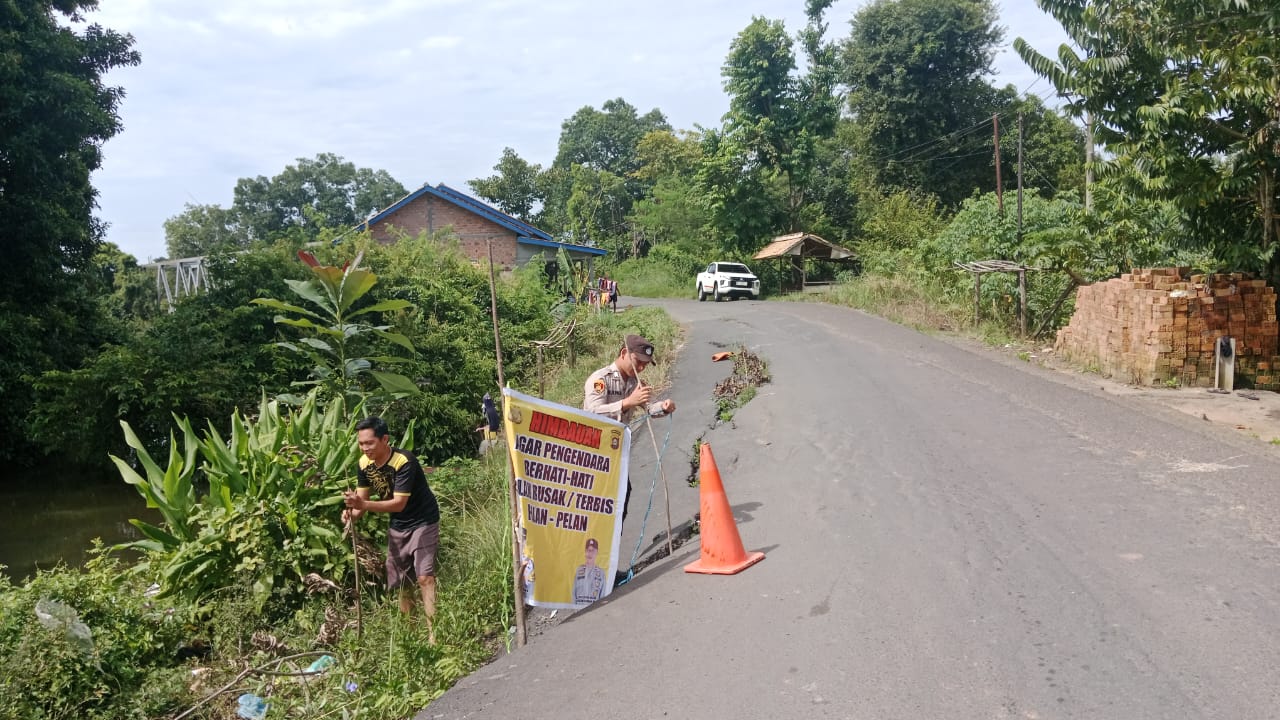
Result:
[887, 148, 994, 165]
[871, 116, 994, 163]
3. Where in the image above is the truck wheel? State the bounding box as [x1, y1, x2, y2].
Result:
[697, 284, 706, 301]
[713, 287, 722, 302]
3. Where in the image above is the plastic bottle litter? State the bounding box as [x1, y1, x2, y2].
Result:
[236, 693, 269, 720]
[305, 654, 336, 674]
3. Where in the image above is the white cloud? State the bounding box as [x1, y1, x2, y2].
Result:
[419, 36, 463, 50]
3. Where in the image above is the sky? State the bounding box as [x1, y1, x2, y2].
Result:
[85, 0, 1071, 263]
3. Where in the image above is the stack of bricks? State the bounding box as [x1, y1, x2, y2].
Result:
[1055, 267, 1280, 388]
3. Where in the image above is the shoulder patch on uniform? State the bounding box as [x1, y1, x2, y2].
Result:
[593, 379, 606, 393]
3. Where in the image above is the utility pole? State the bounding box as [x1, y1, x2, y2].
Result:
[993, 114, 1003, 214]
[1018, 113, 1026, 338]
[1085, 112, 1094, 213]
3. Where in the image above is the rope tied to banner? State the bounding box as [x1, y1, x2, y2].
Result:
[615, 411, 674, 586]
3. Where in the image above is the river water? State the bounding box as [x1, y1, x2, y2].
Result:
[0, 480, 159, 583]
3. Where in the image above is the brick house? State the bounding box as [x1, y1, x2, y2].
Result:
[357, 183, 605, 272]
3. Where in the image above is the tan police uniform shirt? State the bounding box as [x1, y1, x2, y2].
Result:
[583, 362, 657, 423]
[573, 564, 606, 604]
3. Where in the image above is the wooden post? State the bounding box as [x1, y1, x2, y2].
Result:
[1018, 268, 1028, 337]
[536, 344, 545, 398]
[1034, 279, 1078, 338]
[486, 239, 526, 647]
[974, 272, 982, 326]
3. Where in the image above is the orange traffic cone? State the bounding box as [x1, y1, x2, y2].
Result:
[684, 443, 765, 575]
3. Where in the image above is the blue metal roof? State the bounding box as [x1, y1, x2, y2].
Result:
[518, 236, 607, 256]
[357, 182, 605, 258]
[434, 184, 553, 242]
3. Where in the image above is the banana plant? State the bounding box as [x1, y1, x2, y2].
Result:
[114, 389, 378, 610]
[253, 250, 421, 410]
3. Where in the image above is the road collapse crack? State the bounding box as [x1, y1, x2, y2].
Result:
[712, 346, 770, 421]
[683, 347, 772, 487]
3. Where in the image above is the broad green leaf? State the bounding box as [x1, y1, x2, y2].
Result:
[129, 519, 181, 549]
[338, 268, 378, 310]
[112, 455, 160, 508]
[119, 421, 167, 491]
[250, 298, 324, 321]
[284, 278, 332, 311]
[275, 316, 322, 331]
[370, 329, 416, 353]
[300, 337, 335, 353]
[348, 299, 414, 318]
[369, 369, 423, 395]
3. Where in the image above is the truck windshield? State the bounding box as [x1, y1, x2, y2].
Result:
[719, 263, 751, 274]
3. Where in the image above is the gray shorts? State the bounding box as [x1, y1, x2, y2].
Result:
[386, 522, 439, 588]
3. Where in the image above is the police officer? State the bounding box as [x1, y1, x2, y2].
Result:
[572, 537, 606, 605]
[582, 334, 676, 423]
[583, 334, 676, 526]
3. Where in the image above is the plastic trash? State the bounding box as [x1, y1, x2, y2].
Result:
[305, 654, 335, 674]
[236, 693, 269, 720]
[34, 597, 95, 660]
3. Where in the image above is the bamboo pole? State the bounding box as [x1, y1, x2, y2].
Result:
[486, 239, 526, 647]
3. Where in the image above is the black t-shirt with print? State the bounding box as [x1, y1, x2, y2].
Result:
[357, 447, 439, 532]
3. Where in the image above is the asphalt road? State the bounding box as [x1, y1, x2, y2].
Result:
[422, 297, 1280, 720]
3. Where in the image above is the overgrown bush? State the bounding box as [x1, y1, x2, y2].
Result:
[0, 552, 192, 720]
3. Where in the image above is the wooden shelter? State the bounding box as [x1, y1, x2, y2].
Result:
[954, 259, 1032, 336]
[753, 232, 857, 291]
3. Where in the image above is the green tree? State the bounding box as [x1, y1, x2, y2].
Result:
[1014, 0, 1280, 274]
[0, 1, 139, 463]
[29, 247, 307, 469]
[163, 202, 242, 258]
[696, 127, 788, 254]
[721, 15, 838, 230]
[628, 128, 713, 255]
[551, 98, 671, 248]
[467, 147, 545, 225]
[841, 0, 1005, 206]
[230, 153, 407, 243]
[554, 98, 671, 178]
[0, 0, 140, 301]
[565, 166, 631, 250]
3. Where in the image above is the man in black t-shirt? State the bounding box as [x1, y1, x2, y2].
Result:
[343, 416, 441, 639]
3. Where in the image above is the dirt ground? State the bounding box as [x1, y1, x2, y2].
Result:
[1008, 342, 1280, 447]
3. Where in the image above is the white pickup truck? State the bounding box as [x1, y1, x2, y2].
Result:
[696, 261, 760, 301]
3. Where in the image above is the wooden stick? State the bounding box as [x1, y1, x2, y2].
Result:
[643, 412, 674, 557]
[486, 239, 527, 647]
[348, 517, 362, 643]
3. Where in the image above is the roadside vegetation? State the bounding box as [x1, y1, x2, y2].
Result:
[0, 240, 681, 719]
[3, 0, 1275, 717]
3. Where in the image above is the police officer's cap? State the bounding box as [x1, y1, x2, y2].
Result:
[585, 537, 599, 550]
[625, 334, 655, 361]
